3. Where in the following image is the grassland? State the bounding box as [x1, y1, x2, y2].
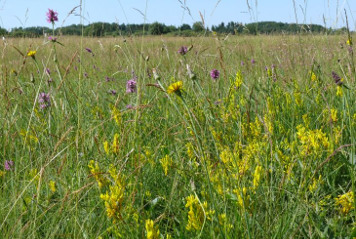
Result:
[0, 34, 355, 238]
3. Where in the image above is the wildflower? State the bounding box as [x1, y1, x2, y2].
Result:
[27, 50, 36, 59]
[126, 79, 137, 93]
[160, 155, 173, 176]
[46, 68, 51, 75]
[0, 170, 5, 177]
[185, 194, 214, 231]
[4, 160, 14, 171]
[105, 76, 111, 82]
[84, 72, 88, 78]
[251, 58, 256, 64]
[234, 71, 243, 89]
[335, 191, 354, 214]
[38, 92, 51, 109]
[252, 165, 263, 191]
[49, 180, 56, 193]
[346, 39, 352, 46]
[85, 47, 94, 56]
[88, 160, 108, 188]
[111, 133, 120, 154]
[178, 46, 188, 55]
[241, 61, 244, 66]
[310, 71, 317, 81]
[48, 36, 57, 42]
[210, 69, 220, 80]
[100, 173, 125, 222]
[108, 90, 117, 95]
[46, 9, 58, 24]
[145, 219, 160, 239]
[167, 81, 183, 96]
[103, 141, 110, 155]
[336, 86, 343, 97]
[332, 71, 343, 86]
[126, 104, 134, 109]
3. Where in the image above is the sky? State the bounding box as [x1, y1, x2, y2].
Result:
[0, 0, 355, 30]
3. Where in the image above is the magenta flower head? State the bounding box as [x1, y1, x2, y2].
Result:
[4, 160, 14, 171]
[85, 47, 94, 56]
[126, 79, 137, 93]
[38, 92, 51, 109]
[210, 69, 220, 80]
[48, 36, 57, 42]
[178, 46, 188, 55]
[46, 9, 58, 24]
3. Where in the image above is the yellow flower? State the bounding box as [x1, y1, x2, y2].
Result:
[336, 86, 343, 97]
[252, 165, 263, 191]
[160, 154, 172, 176]
[103, 141, 110, 155]
[167, 81, 183, 95]
[145, 219, 160, 239]
[335, 191, 354, 214]
[0, 170, 5, 177]
[27, 50, 36, 58]
[346, 39, 352, 46]
[88, 160, 108, 188]
[49, 180, 56, 193]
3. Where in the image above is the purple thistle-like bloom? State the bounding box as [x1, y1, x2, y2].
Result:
[178, 46, 188, 55]
[241, 61, 245, 66]
[251, 58, 256, 64]
[109, 90, 117, 95]
[210, 69, 220, 80]
[48, 36, 57, 42]
[46, 68, 51, 75]
[126, 104, 134, 109]
[85, 48, 93, 54]
[46, 9, 58, 24]
[105, 76, 111, 82]
[4, 160, 14, 171]
[332, 71, 343, 85]
[39, 92, 51, 109]
[126, 79, 137, 93]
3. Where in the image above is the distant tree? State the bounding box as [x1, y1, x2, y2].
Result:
[179, 24, 191, 31]
[0, 27, 8, 35]
[149, 22, 166, 35]
[192, 21, 204, 32]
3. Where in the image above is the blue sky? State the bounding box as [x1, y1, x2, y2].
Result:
[0, 0, 355, 30]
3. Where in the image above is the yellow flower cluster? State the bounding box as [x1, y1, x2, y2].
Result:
[234, 71, 243, 89]
[145, 219, 160, 239]
[159, 154, 173, 176]
[233, 187, 250, 211]
[296, 125, 329, 155]
[252, 165, 263, 191]
[100, 165, 125, 223]
[88, 160, 108, 188]
[185, 194, 214, 231]
[49, 180, 56, 193]
[335, 191, 354, 214]
[111, 106, 122, 126]
[103, 133, 120, 155]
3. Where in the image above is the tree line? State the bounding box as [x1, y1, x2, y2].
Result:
[0, 21, 349, 37]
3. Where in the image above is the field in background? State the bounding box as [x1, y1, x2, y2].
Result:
[0, 34, 355, 238]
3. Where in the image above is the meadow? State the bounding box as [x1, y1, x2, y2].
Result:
[0, 32, 355, 238]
